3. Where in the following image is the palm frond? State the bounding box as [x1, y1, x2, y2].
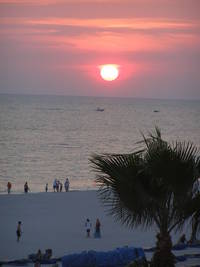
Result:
[90, 127, 200, 234]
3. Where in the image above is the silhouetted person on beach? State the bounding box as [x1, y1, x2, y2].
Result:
[53, 179, 57, 192]
[94, 218, 101, 238]
[64, 178, 69, 192]
[59, 182, 63, 192]
[177, 234, 186, 244]
[7, 182, 12, 194]
[36, 249, 42, 260]
[56, 180, 59, 192]
[44, 249, 52, 259]
[45, 183, 48, 192]
[85, 218, 92, 237]
[24, 182, 29, 193]
[16, 221, 22, 242]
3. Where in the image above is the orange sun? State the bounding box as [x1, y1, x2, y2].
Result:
[100, 64, 119, 81]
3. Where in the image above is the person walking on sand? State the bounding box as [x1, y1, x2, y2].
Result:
[59, 181, 63, 192]
[45, 183, 48, 192]
[16, 221, 22, 242]
[85, 218, 92, 238]
[64, 178, 69, 192]
[24, 182, 29, 193]
[7, 181, 12, 194]
[94, 218, 101, 238]
[56, 180, 59, 192]
[53, 179, 57, 192]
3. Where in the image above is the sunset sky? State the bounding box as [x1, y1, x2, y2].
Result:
[0, 0, 200, 99]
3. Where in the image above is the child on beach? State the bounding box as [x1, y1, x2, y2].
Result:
[16, 221, 22, 242]
[7, 182, 12, 194]
[85, 218, 92, 237]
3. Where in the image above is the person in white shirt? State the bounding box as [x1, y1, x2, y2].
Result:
[85, 218, 92, 237]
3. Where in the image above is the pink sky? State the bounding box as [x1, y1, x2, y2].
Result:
[0, 0, 200, 99]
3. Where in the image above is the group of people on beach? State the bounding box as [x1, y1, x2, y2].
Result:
[177, 233, 200, 246]
[85, 218, 101, 238]
[7, 181, 30, 194]
[6, 178, 70, 194]
[30, 248, 52, 266]
[52, 178, 70, 192]
[16, 217, 101, 243]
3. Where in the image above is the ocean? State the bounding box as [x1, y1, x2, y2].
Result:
[0, 94, 200, 193]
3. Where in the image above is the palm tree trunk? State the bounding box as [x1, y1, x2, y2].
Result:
[151, 232, 175, 267]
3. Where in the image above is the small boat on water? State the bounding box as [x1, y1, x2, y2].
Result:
[96, 107, 104, 112]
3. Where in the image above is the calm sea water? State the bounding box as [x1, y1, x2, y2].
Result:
[0, 94, 200, 193]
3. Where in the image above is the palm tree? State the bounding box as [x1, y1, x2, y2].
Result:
[90, 128, 200, 267]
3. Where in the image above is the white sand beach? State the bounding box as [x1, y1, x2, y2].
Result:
[0, 190, 155, 261]
[0, 191, 199, 266]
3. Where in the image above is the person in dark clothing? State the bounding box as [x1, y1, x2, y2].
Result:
[59, 182, 63, 192]
[36, 249, 42, 260]
[16, 221, 22, 242]
[94, 218, 101, 238]
[7, 182, 12, 194]
[24, 182, 29, 193]
[45, 183, 48, 192]
[177, 234, 186, 244]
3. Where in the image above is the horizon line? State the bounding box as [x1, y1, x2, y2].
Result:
[0, 92, 199, 102]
